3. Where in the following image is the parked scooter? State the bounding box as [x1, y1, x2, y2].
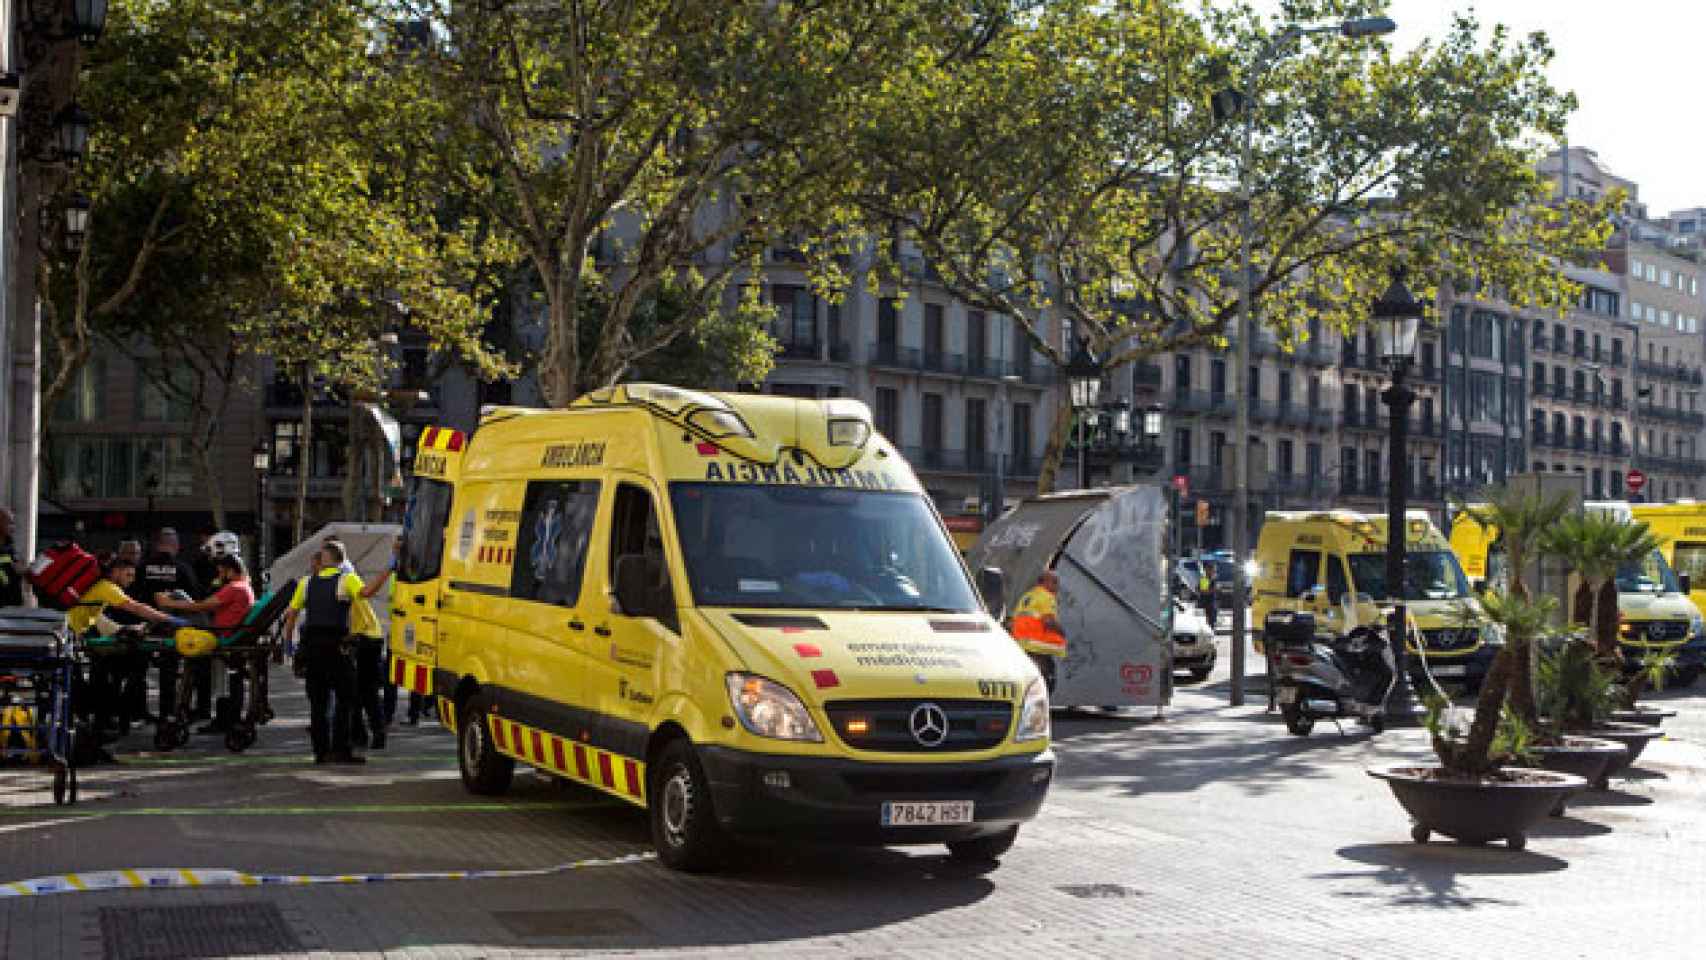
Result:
[1264, 608, 1396, 736]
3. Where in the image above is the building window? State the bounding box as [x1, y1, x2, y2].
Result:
[1277, 439, 1294, 478]
[923, 304, 945, 364]
[1631, 258, 1644, 278]
[1365, 450, 1380, 488]
[964, 398, 986, 456]
[771, 286, 817, 353]
[874, 387, 899, 439]
[921, 393, 944, 451]
[1277, 370, 1292, 409]
[1341, 446, 1357, 489]
[1174, 427, 1191, 468]
[1174, 354, 1192, 397]
[1211, 359, 1227, 397]
[1306, 443, 1321, 481]
[47, 436, 195, 500]
[1013, 403, 1033, 463]
[53, 357, 106, 423]
[878, 298, 900, 348]
[1661, 269, 1673, 288]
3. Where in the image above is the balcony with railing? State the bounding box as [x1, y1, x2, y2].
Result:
[1133, 361, 1164, 389]
[1342, 408, 1383, 433]
[1635, 359, 1706, 385]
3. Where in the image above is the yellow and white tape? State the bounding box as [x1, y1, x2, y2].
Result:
[0, 852, 653, 898]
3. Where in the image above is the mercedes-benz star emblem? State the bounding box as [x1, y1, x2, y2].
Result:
[1649, 621, 1670, 640]
[909, 702, 949, 748]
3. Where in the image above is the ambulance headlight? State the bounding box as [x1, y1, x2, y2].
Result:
[725, 673, 822, 742]
[1015, 677, 1050, 742]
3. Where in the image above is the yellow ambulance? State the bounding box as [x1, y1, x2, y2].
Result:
[1448, 501, 1705, 686]
[1252, 510, 1499, 689]
[387, 384, 1053, 871]
[1631, 500, 1706, 615]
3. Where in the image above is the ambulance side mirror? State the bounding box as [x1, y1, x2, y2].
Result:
[976, 567, 1006, 620]
[1472, 579, 1486, 595]
[613, 554, 666, 620]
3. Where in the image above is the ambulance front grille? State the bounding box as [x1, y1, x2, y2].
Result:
[825, 698, 1012, 753]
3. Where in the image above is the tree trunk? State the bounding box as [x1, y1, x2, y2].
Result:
[341, 406, 360, 521]
[294, 368, 313, 546]
[1433, 642, 1515, 777]
[1035, 393, 1074, 495]
[538, 273, 582, 408]
[194, 442, 225, 528]
[1596, 579, 1621, 661]
[1507, 633, 1539, 729]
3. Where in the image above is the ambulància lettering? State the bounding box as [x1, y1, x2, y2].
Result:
[541, 441, 607, 468]
[702, 460, 896, 490]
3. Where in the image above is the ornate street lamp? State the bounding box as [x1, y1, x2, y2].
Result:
[71, 0, 110, 47]
[55, 103, 90, 165]
[1374, 269, 1425, 724]
[62, 193, 90, 250]
[1064, 336, 1104, 489]
[253, 439, 272, 575]
[1143, 403, 1164, 443]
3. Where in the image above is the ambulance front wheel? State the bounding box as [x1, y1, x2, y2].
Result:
[947, 825, 1018, 862]
[1030, 655, 1057, 696]
[458, 704, 514, 796]
[650, 739, 729, 873]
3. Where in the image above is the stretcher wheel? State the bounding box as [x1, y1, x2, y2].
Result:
[225, 724, 257, 753]
[154, 721, 189, 751]
[52, 762, 77, 806]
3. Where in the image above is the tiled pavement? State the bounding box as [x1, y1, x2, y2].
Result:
[0, 642, 1701, 959]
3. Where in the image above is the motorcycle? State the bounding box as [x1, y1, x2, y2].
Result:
[1264, 608, 1396, 736]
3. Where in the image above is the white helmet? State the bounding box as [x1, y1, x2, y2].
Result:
[209, 531, 241, 559]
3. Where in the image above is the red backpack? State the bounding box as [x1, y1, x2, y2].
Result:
[27, 542, 101, 611]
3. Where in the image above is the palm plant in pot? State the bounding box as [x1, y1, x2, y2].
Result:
[1547, 513, 1678, 737]
[1368, 490, 1586, 850]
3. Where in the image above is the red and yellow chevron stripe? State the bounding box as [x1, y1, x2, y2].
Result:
[476, 546, 516, 565]
[419, 426, 465, 453]
[488, 715, 646, 807]
[389, 655, 433, 695]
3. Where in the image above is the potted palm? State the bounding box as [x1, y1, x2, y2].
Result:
[1368, 490, 1585, 849]
[1541, 512, 1668, 783]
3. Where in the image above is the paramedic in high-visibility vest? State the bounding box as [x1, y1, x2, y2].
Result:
[279, 541, 367, 765]
[1009, 570, 1066, 692]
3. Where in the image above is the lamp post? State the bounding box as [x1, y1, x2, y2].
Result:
[252, 439, 271, 576]
[1375, 270, 1424, 724]
[1220, 13, 1396, 707]
[62, 193, 90, 251]
[1064, 336, 1104, 490]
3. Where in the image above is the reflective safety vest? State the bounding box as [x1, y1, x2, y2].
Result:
[1010, 585, 1065, 651]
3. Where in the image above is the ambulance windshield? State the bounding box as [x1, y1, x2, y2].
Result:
[669, 483, 980, 612]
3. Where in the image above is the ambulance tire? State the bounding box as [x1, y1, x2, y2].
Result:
[458, 704, 514, 796]
[947, 825, 1018, 862]
[650, 739, 729, 873]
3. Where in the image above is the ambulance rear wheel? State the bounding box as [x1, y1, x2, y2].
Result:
[650, 739, 728, 873]
[1281, 703, 1314, 736]
[947, 825, 1018, 862]
[458, 704, 514, 796]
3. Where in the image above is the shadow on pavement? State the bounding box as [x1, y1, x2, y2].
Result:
[1566, 789, 1656, 808]
[1047, 711, 1426, 799]
[1526, 815, 1614, 839]
[1312, 842, 1567, 909]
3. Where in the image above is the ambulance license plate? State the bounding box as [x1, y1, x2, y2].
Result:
[1431, 665, 1467, 677]
[881, 801, 974, 826]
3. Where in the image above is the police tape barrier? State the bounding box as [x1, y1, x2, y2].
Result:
[0, 852, 654, 898]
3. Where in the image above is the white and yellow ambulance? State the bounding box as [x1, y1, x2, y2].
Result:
[1253, 510, 1500, 689]
[388, 384, 1053, 871]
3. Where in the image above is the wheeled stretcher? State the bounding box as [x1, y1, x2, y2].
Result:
[0, 608, 81, 804]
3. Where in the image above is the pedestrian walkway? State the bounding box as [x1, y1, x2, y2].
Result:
[0, 662, 1700, 958]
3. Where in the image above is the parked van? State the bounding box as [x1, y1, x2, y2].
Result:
[1630, 500, 1706, 619]
[1253, 510, 1499, 689]
[387, 384, 1053, 871]
[1448, 501, 1705, 685]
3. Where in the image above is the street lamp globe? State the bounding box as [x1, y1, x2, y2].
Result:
[1340, 16, 1397, 38]
[62, 194, 91, 250]
[72, 0, 110, 47]
[252, 440, 271, 473]
[1143, 404, 1165, 440]
[1065, 336, 1104, 410]
[1373, 271, 1424, 366]
[55, 103, 91, 165]
[1111, 399, 1131, 440]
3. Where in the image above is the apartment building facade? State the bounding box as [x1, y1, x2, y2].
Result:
[1612, 237, 1706, 500]
[1521, 267, 1635, 500]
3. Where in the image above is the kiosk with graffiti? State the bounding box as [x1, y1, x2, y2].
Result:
[968, 486, 1171, 709]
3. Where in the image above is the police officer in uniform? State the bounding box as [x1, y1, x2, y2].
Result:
[280, 541, 366, 764]
[139, 528, 202, 720]
[0, 508, 24, 608]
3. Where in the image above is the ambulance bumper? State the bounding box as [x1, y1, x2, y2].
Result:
[698, 746, 1054, 844]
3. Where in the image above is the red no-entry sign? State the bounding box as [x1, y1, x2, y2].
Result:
[1626, 469, 1647, 495]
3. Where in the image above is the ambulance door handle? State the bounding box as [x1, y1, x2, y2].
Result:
[593, 625, 612, 638]
[391, 609, 406, 618]
[567, 619, 585, 632]
[412, 596, 425, 605]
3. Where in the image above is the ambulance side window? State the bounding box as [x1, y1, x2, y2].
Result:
[399, 478, 454, 584]
[1285, 550, 1322, 598]
[1326, 555, 1350, 605]
[608, 483, 677, 631]
[511, 480, 600, 607]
